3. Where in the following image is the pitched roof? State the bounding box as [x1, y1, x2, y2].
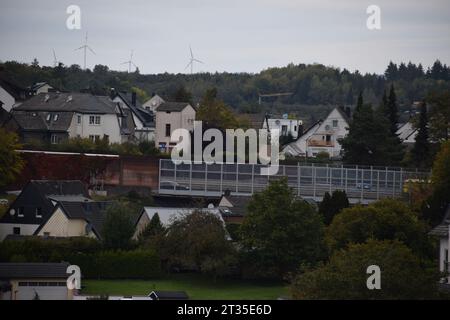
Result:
[0, 77, 30, 101]
[13, 92, 117, 114]
[156, 102, 192, 112]
[139, 207, 224, 226]
[31, 180, 89, 198]
[149, 290, 189, 300]
[115, 92, 154, 127]
[241, 113, 267, 129]
[152, 195, 219, 208]
[0, 262, 70, 279]
[429, 205, 450, 237]
[12, 111, 74, 132]
[219, 194, 252, 216]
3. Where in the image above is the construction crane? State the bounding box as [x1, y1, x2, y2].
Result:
[258, 92, 293, 105]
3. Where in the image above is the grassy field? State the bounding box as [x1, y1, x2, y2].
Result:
[82, 274, 288, 300]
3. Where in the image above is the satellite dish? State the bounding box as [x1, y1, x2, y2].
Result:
[325, 125, 331, 131]
[207, 203, 214, 209]
[9, 209, 15, 216]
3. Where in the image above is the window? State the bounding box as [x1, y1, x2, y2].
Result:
[281, 125, 288, 135]
[50, 134, 59, 144]
[77, 115, 81, 124]
[326, 135, 331, 142]
[43, 232, 50, 237]
[35, 207, 42, 218]
[17, 207, 24, 217]
[332, 120, 338, 128]
[294, 126, 297, 132]
[89, 135, 100, 142]
[53, 114, 59, 121]
[13, 227, 20, 235]
[89, 116, 100, 125]
[165, 124, 171, 137]
[46, 114, 51, 121]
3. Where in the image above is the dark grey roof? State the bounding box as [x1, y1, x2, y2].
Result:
[31, 180, 89, 198]
[149, 290, 189, 300]
[40, 201, 110, 239]
[13, 92, 117, 114]
[157, 102, 191, 112]
[12, 111, 74, 131]
[220, 195, 251, 216]
[0, 263, 70, 280]
[430, 205, 450, 237]
[116, 92, 154, 127]
[0, 77, 31, 101]
[152, 195, 219, 208]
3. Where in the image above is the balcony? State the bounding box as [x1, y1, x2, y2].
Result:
[307, 139, 335, 147]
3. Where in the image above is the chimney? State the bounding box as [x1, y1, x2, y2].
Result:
[131, 92, 137, 107]
[224, 189, 231, 197]
[110, 88, 116, 100]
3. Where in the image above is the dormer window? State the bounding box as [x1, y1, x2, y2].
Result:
[36, 207, 42, 218]
[46, 114, 51, 121]
[53, 114, 59, 121]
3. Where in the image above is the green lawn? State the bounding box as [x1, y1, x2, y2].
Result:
[82, 274, 288, 300]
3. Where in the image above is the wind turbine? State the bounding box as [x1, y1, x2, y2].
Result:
[52, 49, 61, 67]
[75, 32, 95, 70]
[184, 45, 203, 74]
[121, 50, 138, 73]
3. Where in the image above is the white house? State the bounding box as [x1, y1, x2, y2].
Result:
[133, 206, 224, 239]
[0, 78, 30, 112]
[263, 114, 303, 139]
[112, 91, 155, 142]
[282, 107, 350, 158]
[430, 206, 450, 283]
[143, 94, 165, 113]
[29, 82, 55, 95]
[155, 102, 196, 153]
[10, 92, 132, 144]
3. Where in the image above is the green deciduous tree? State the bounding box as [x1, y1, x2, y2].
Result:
[197, 88, 242, 129]
[290, 240, 439, 300]
[240, 179, 325, 279]
[0, 129, 24, 188]
[326, 199, 431, 258]
[101, 202, 136, 250]
[161, 209, 236, 280]
[422, 141, 450, 225]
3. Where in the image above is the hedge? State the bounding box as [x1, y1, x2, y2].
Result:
[69, 250, 161, 279]
[0, 238, 161, 279]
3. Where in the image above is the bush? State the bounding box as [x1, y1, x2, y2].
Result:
[69, 249, 161, 279]
[0, 237, 101, 262]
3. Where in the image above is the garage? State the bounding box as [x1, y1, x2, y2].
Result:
[0, 262, 73, 300]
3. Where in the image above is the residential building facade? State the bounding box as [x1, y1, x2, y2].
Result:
[155, 102, 196, 153]
[9, 92, 132, 144]
[282, 107, 350, 158]
[263, 115, 303, 139]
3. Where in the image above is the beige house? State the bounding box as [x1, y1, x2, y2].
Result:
[33, 201, 108, 240]
[0, 263, 73, 300]
[155, 102, 196, 153]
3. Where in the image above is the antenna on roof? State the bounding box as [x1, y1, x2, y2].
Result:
[121, 50, 138, 73]
[184, 45, 203, 74]
[75, 31, 96, 70]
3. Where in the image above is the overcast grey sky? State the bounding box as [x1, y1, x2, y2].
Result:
[0, 0, 449, 74]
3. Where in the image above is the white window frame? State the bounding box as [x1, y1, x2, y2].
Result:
[51, 134, 59, 144]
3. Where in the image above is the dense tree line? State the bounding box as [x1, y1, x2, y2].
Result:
[1, 59, 449, 114]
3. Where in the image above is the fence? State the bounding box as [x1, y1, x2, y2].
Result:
[159, 159, 430, 203]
